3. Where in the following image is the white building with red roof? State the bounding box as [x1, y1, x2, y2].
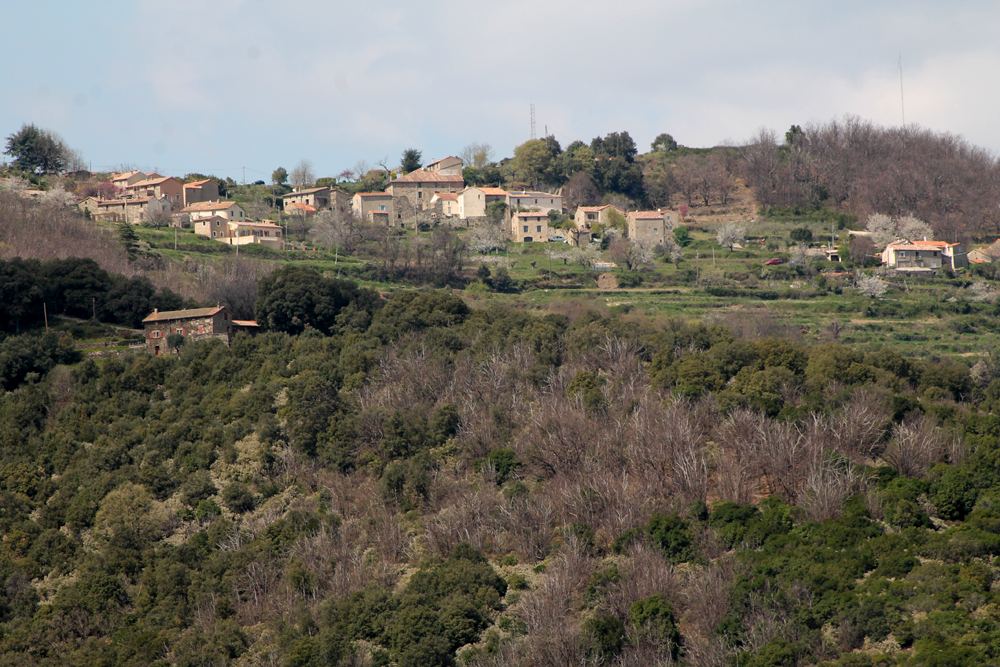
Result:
[881, 239, 967, 272]
[458, 186, 507, 219]
[181, 200, 246, 222]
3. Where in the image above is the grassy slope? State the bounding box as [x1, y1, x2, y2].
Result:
[124, 205, 999, 358]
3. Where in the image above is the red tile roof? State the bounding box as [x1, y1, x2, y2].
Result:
[130, 176, 179, 188]
[432, 192, 458, 201]
[184, 178, 214, 188]
[182, 200, 238, 212]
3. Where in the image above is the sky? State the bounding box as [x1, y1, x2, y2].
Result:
[2, 0, 999, 181]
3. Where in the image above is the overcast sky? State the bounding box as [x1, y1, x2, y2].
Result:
[3, 0, 998, 180]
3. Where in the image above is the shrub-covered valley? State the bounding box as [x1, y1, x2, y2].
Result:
[2, 260, 1000, 666]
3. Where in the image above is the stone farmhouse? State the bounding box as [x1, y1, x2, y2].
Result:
[627, 210, 673, 248]
[458, 186, 508, 220]
[182, 178, 220, 207]
[511, 211, 550, 243]
[574, 204, 623, 229]
[386, 169, 464, 210]
[142, 305, 258, 355]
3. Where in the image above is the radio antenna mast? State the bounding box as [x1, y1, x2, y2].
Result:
[530, 103, 536, 139]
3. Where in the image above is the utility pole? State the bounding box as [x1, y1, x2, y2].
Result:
[43, 303, 49, 332]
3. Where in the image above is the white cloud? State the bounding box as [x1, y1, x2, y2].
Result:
[6, 0, 998, 175]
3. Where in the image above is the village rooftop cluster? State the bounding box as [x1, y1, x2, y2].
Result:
[69, 155, 683, 251]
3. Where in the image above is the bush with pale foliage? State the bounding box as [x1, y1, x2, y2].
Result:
[855, 272, 888, 299]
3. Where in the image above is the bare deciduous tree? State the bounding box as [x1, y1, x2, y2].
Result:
[883, 415, 957, 477]
[461, 142, 493, 169]
[289, 160, 315, 189]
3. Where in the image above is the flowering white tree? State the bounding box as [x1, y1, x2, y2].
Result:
[40, 187, 77, 207]
[469, 222, 507, 254]
[864, 213, 895, 246]
[659, 236, 683, 265]
[896, 215, 934, 241]
[865, 213, 933, 246]
[855, 272, 888, 299]
[716, 223, 746, 250]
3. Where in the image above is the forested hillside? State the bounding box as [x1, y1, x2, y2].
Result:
[738, 118, 1000, 241]
[1, 264, 1000, 665]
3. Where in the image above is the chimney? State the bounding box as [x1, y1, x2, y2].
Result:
[153, 308, 158, 313]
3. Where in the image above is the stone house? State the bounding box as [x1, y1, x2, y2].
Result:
[352, 192, 395, 221]
[227, 221, 284, 248]
[281, 186, 332, 211]
[182, 200, 246, 222]
[125, 176, 183, 209]
[881, 239, 967, 272]
[182, 178, 221, 207]
[968, 240, 1000, 264]
[430, 192, 459, 217]
[386, 169, 464, 210]
[111, 170, 150, 192]
[511, 211, 550, 243]
[84, 196, 171, 223]
[192, 216, 233, 240]
[574, 204, 623, 229]
[507, 190, 562, 215]
[193, 217, 283, 247]
[458, 186, 508, 219]
[142, 305, 238, 355]
[423, 156, 464, 176]
[627, 210, 672, 248]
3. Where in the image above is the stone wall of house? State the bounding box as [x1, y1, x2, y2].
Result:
[144, 313, 230, 355]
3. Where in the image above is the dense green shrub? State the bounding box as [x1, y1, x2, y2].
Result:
[646, 514, 695, 562]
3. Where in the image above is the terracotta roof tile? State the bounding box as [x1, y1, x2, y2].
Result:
[182, 200, 238, 212]
[629, 210, 665, 219]
[184, 178, 214, 188]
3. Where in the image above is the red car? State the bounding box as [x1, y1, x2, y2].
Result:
[764, 258, 785, 266]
